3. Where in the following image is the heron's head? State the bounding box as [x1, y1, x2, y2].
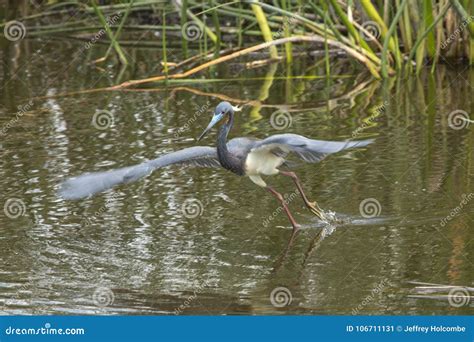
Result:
[197, 101, 241, 141]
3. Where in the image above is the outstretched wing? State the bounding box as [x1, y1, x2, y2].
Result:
[59, 146, 219, 200]
[251, 133, 373, 163]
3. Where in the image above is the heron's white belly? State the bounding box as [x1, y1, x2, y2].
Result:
[245, 150, 284, 176]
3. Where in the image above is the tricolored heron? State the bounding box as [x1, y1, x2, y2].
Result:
[60, 101, 372, 232]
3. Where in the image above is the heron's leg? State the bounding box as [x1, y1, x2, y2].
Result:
[279, 171, 326, 220]
[272, 230, 299, 274]
[266, 186, 300, 233]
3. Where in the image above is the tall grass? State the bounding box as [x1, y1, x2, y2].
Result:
[4, 0, 473, 79]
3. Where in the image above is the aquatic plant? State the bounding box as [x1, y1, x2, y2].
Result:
[2, 0, 473, 80]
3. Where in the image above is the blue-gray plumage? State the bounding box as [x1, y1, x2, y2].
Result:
[60, 101, 372, 231]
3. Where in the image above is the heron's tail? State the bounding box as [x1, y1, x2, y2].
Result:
[58, 162, 152, 200]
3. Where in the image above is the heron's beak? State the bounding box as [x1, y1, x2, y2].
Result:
[197, 113, 223, 141]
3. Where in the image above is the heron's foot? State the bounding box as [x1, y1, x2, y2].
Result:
[307, 201, 327, 221]
[291, 223, 301, 233]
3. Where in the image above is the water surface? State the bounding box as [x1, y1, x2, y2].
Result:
[1, 39, 473, 315]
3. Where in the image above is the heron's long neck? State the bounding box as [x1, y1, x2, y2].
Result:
[217, 112, 240, 173]
[217, 112, 233, 157]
